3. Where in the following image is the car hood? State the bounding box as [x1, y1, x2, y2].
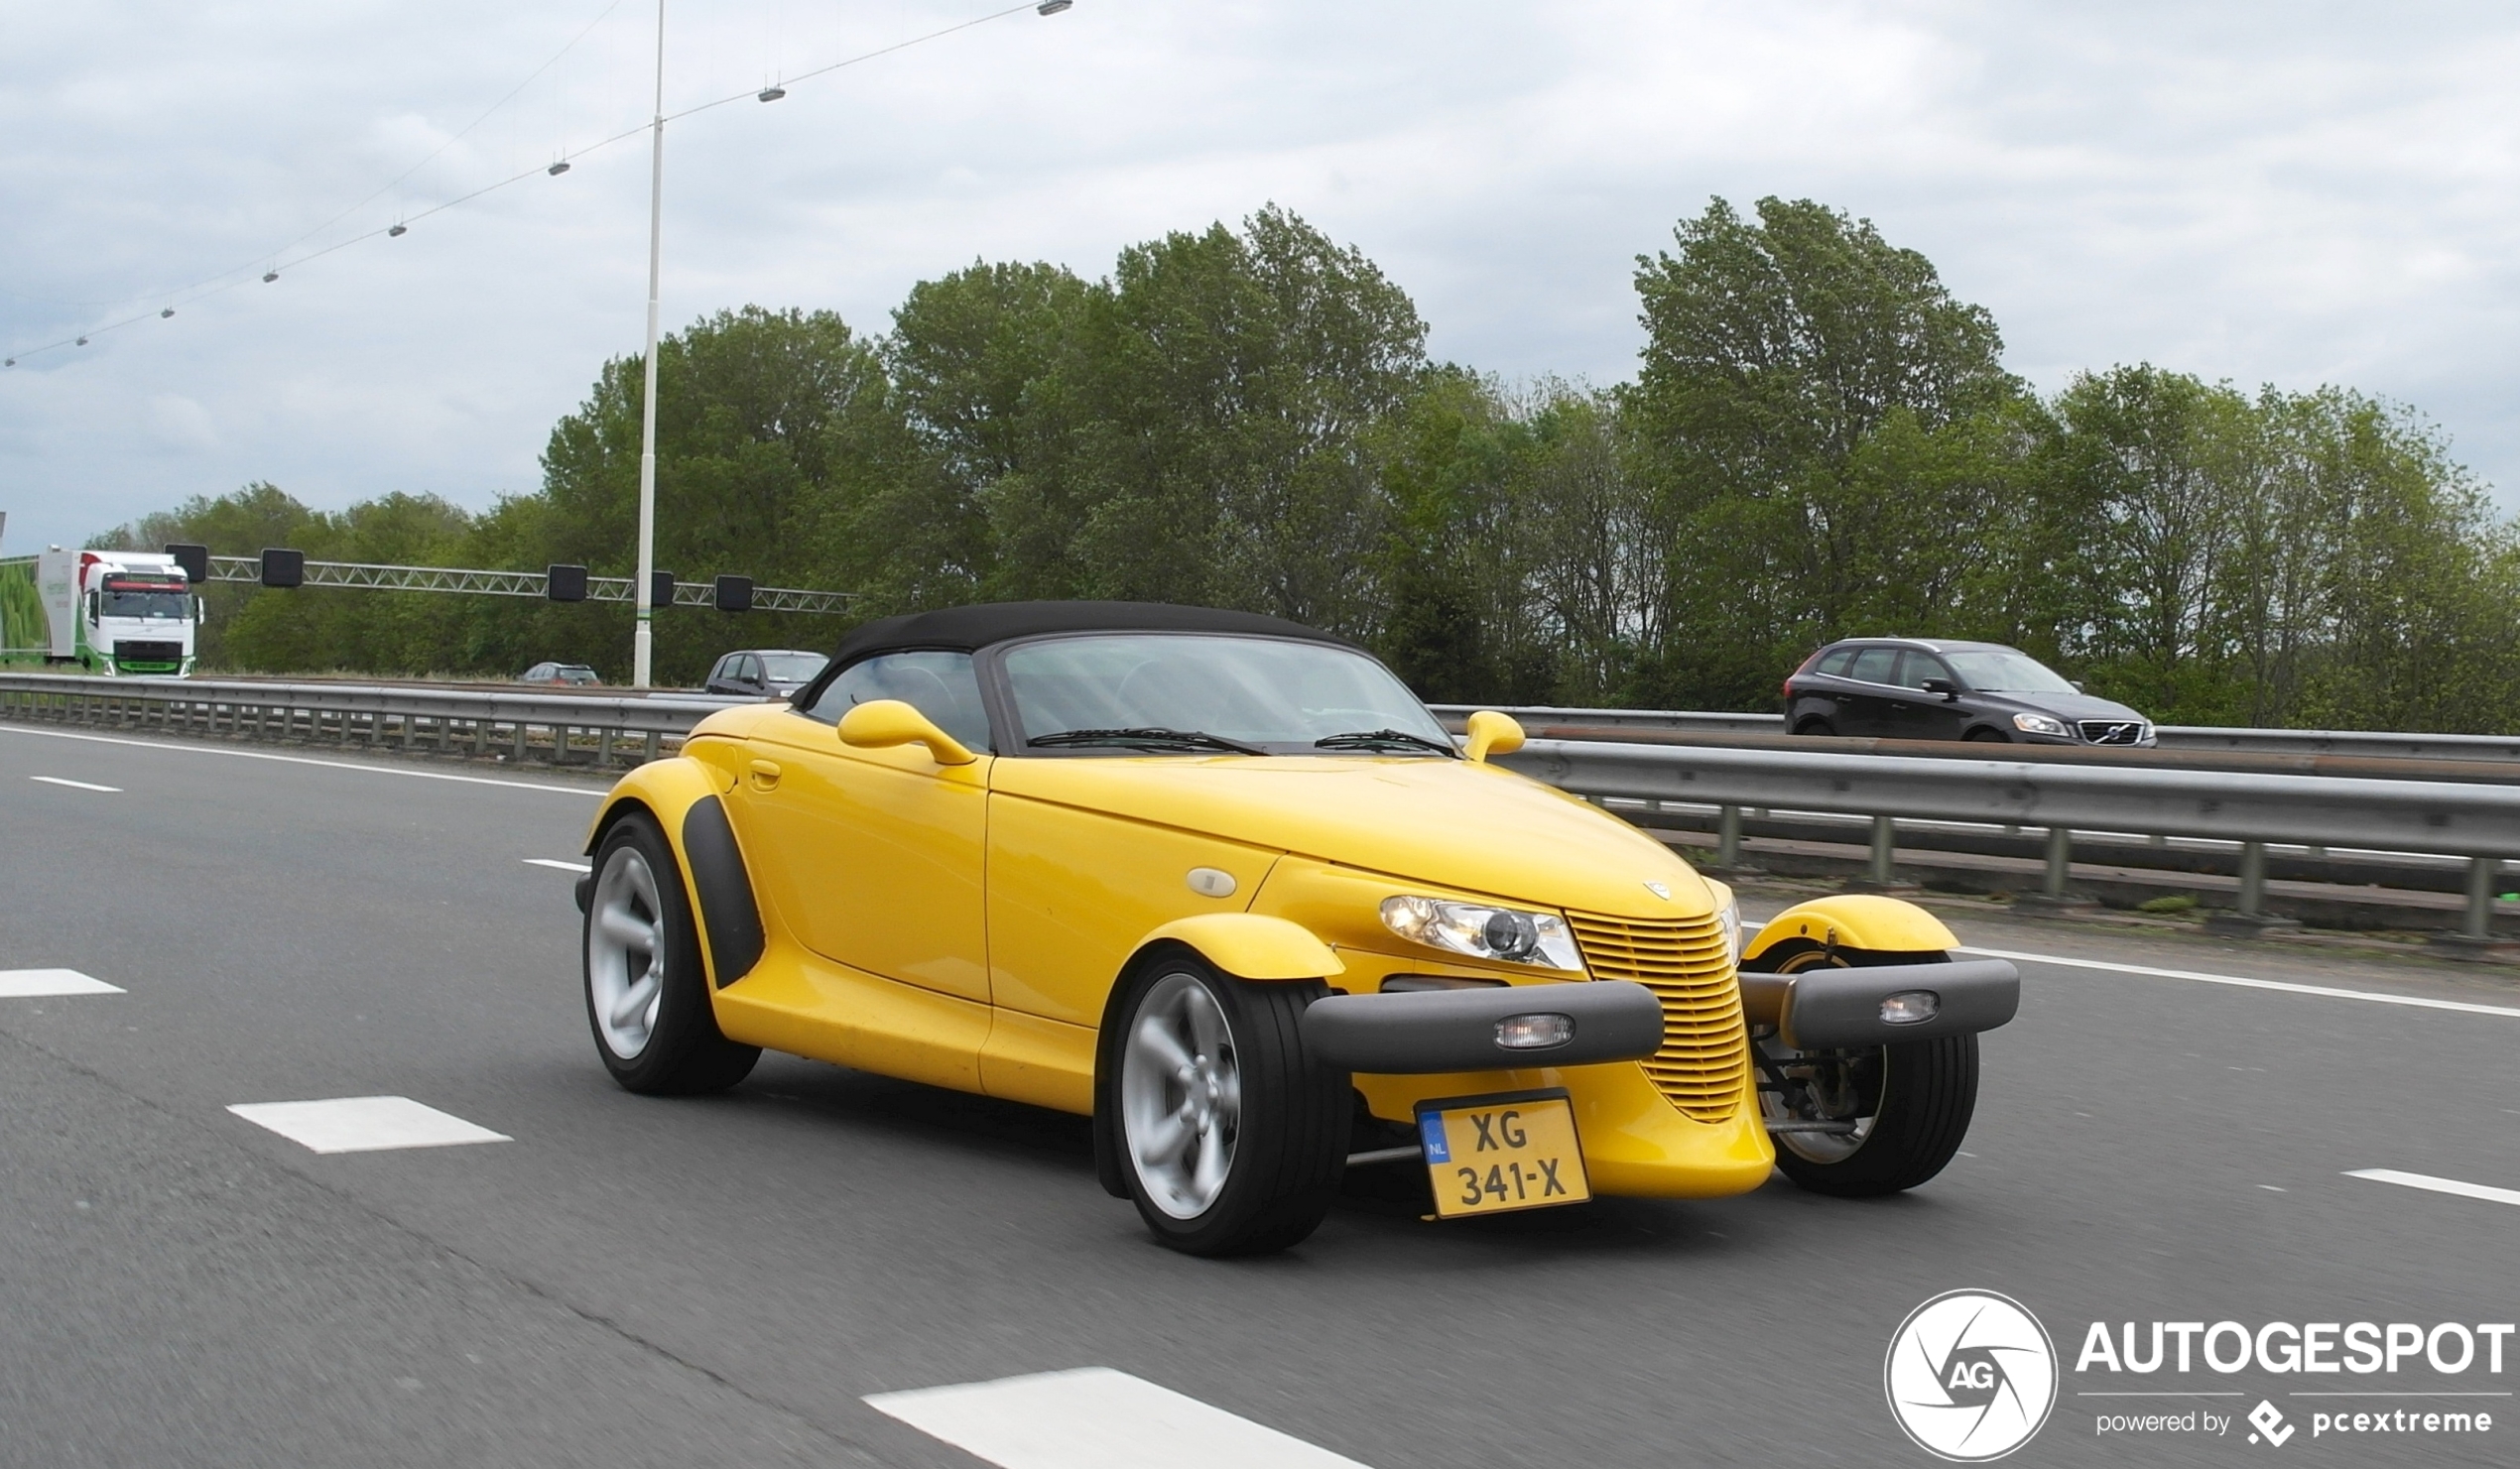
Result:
[1974, 690, 2149, 722]
[991, 755, 1714, 920]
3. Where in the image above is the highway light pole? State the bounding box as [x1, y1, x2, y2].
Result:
[632, 0, 667, 688]
[627, 0, 1074, 686]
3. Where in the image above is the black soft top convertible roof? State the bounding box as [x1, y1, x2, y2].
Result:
[826, 600, 1354, 670]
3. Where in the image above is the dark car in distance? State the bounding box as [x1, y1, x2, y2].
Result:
[520, 662, 602, 686]
[1784, 638, 2154, 746]
[702, 649, 830, 700]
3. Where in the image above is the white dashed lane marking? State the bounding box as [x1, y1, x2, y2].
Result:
[1956, 945, 2520, 1021]
[866, 1367, 1372, 1469]
[524, 858, 592, 873]
[29, 775, 121, 793]
[2346, 1169, 2520, 1209]
[0, 968, 126, 997]
[0, 725, 601, 796]
[227, 1097, 512, 1154]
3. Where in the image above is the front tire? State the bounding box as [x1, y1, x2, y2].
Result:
[583, 813, 760, 1095]
[1104, 953, 1347, 1256]
[1749, 944, 1976, 1196]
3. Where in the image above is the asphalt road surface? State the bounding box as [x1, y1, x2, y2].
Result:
[4, 723, 2516, 1468]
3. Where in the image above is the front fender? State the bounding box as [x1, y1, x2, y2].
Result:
[580, 757, 763, 989]
[1135, 914, 1345, 981]
[581, 756, 730, 855]
[1742, 893, 1957, 966]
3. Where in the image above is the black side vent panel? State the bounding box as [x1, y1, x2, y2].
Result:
[680, 796, 766, 988]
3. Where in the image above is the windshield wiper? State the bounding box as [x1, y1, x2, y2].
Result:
[1314, 728, 1456, 755]
[1029, 727, 1271, 755]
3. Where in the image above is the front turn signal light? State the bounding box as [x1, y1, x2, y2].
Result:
[1495, 1013, 1575, 1049]
[1879, 991, 1940, 1026]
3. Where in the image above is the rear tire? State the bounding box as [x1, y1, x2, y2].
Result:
[583, 813, 760, 1095]
[1748, 944, 1977, 1196]
[1794, 718, 1836, 737]
[1102, 952, 1347, 1257]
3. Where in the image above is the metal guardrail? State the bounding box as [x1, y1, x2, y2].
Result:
[10, 672, 2517, 938]
[0, 673, 741, 771]
[1432, 704, 1786, 735]
[1431, 704, 2520, 763]
[1498, 737, 2520, 941]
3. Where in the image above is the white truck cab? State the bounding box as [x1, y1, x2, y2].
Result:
[35, 549, 200, 676]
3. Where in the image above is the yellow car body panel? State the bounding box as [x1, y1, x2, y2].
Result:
[977, 1008, 1097, 1114]
[1743, 894, 1959, 964]
[984, 781, 1284, 1025]
[739, 708, 991, 1003]
[714, 943, 992, 1095]
[985, 754, 1704, 921]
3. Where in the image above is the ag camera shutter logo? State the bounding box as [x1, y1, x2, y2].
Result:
[1885, 1289, 2060, 1460]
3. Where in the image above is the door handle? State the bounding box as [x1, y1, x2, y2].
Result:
[748, 760, 783, 791]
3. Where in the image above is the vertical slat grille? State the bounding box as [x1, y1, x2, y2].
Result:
[1568, 912, 1747, 1123]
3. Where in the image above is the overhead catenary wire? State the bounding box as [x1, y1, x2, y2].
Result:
[2, 1, 1050, 369]
[1, 0, 632, 315]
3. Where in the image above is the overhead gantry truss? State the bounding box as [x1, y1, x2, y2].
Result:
[189, 551, 855, 615]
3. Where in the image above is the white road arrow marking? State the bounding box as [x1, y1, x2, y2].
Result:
[2346, 1168, 2520, 1208]
[866, 1367, 1372, 1469]
[227, 1097, 511, 1154]
[0, 968, 126, 997]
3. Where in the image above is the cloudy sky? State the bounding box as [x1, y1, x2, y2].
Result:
[6, 1, 2518, 555]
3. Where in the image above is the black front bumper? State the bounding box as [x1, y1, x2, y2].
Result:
[1736, 959, 2019, 1049]
[1301, 980, 1667, 1073]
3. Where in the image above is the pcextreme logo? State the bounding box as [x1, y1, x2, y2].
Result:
[1886, 1289, 2061, 1461]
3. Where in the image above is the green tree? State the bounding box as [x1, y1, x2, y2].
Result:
[514, 305, 910, 681]
[885, 260, 1094, 604]
[2039, 365, 2259, 717]
[1625, 196, 2027, 706]
[1063, 204, 1429, 635]
[1371, 369, 1537, 702]
[78, 197, 2520, 733]
[2244, 388, 2513, 731]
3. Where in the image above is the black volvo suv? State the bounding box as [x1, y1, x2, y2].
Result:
[1783, 638, 2155, 746]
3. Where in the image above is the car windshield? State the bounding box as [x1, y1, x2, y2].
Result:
[759, 652, 827, 683]
[101, 585, 189, 619]
[1002, 634, 1449, 754]
[1943, 648, 2078, 694]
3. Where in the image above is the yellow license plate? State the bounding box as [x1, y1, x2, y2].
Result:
[1416, 1090, 1591, 1219]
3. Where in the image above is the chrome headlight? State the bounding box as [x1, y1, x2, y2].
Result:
[1715, 894, 1742, 966]
[1380, 896, 1583, 971]
[2012, 711, 2072, 737]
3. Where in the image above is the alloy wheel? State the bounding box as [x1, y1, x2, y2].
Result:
[1120, 971, 1242, 1219]
[587, 845, 667, 1059]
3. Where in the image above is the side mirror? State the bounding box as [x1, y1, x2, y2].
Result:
[838, 698, 977, 766]
[2071, 680, 2087, 694]
[1920, 677, 1959, 701]
[1462, 709, 1526, 765]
